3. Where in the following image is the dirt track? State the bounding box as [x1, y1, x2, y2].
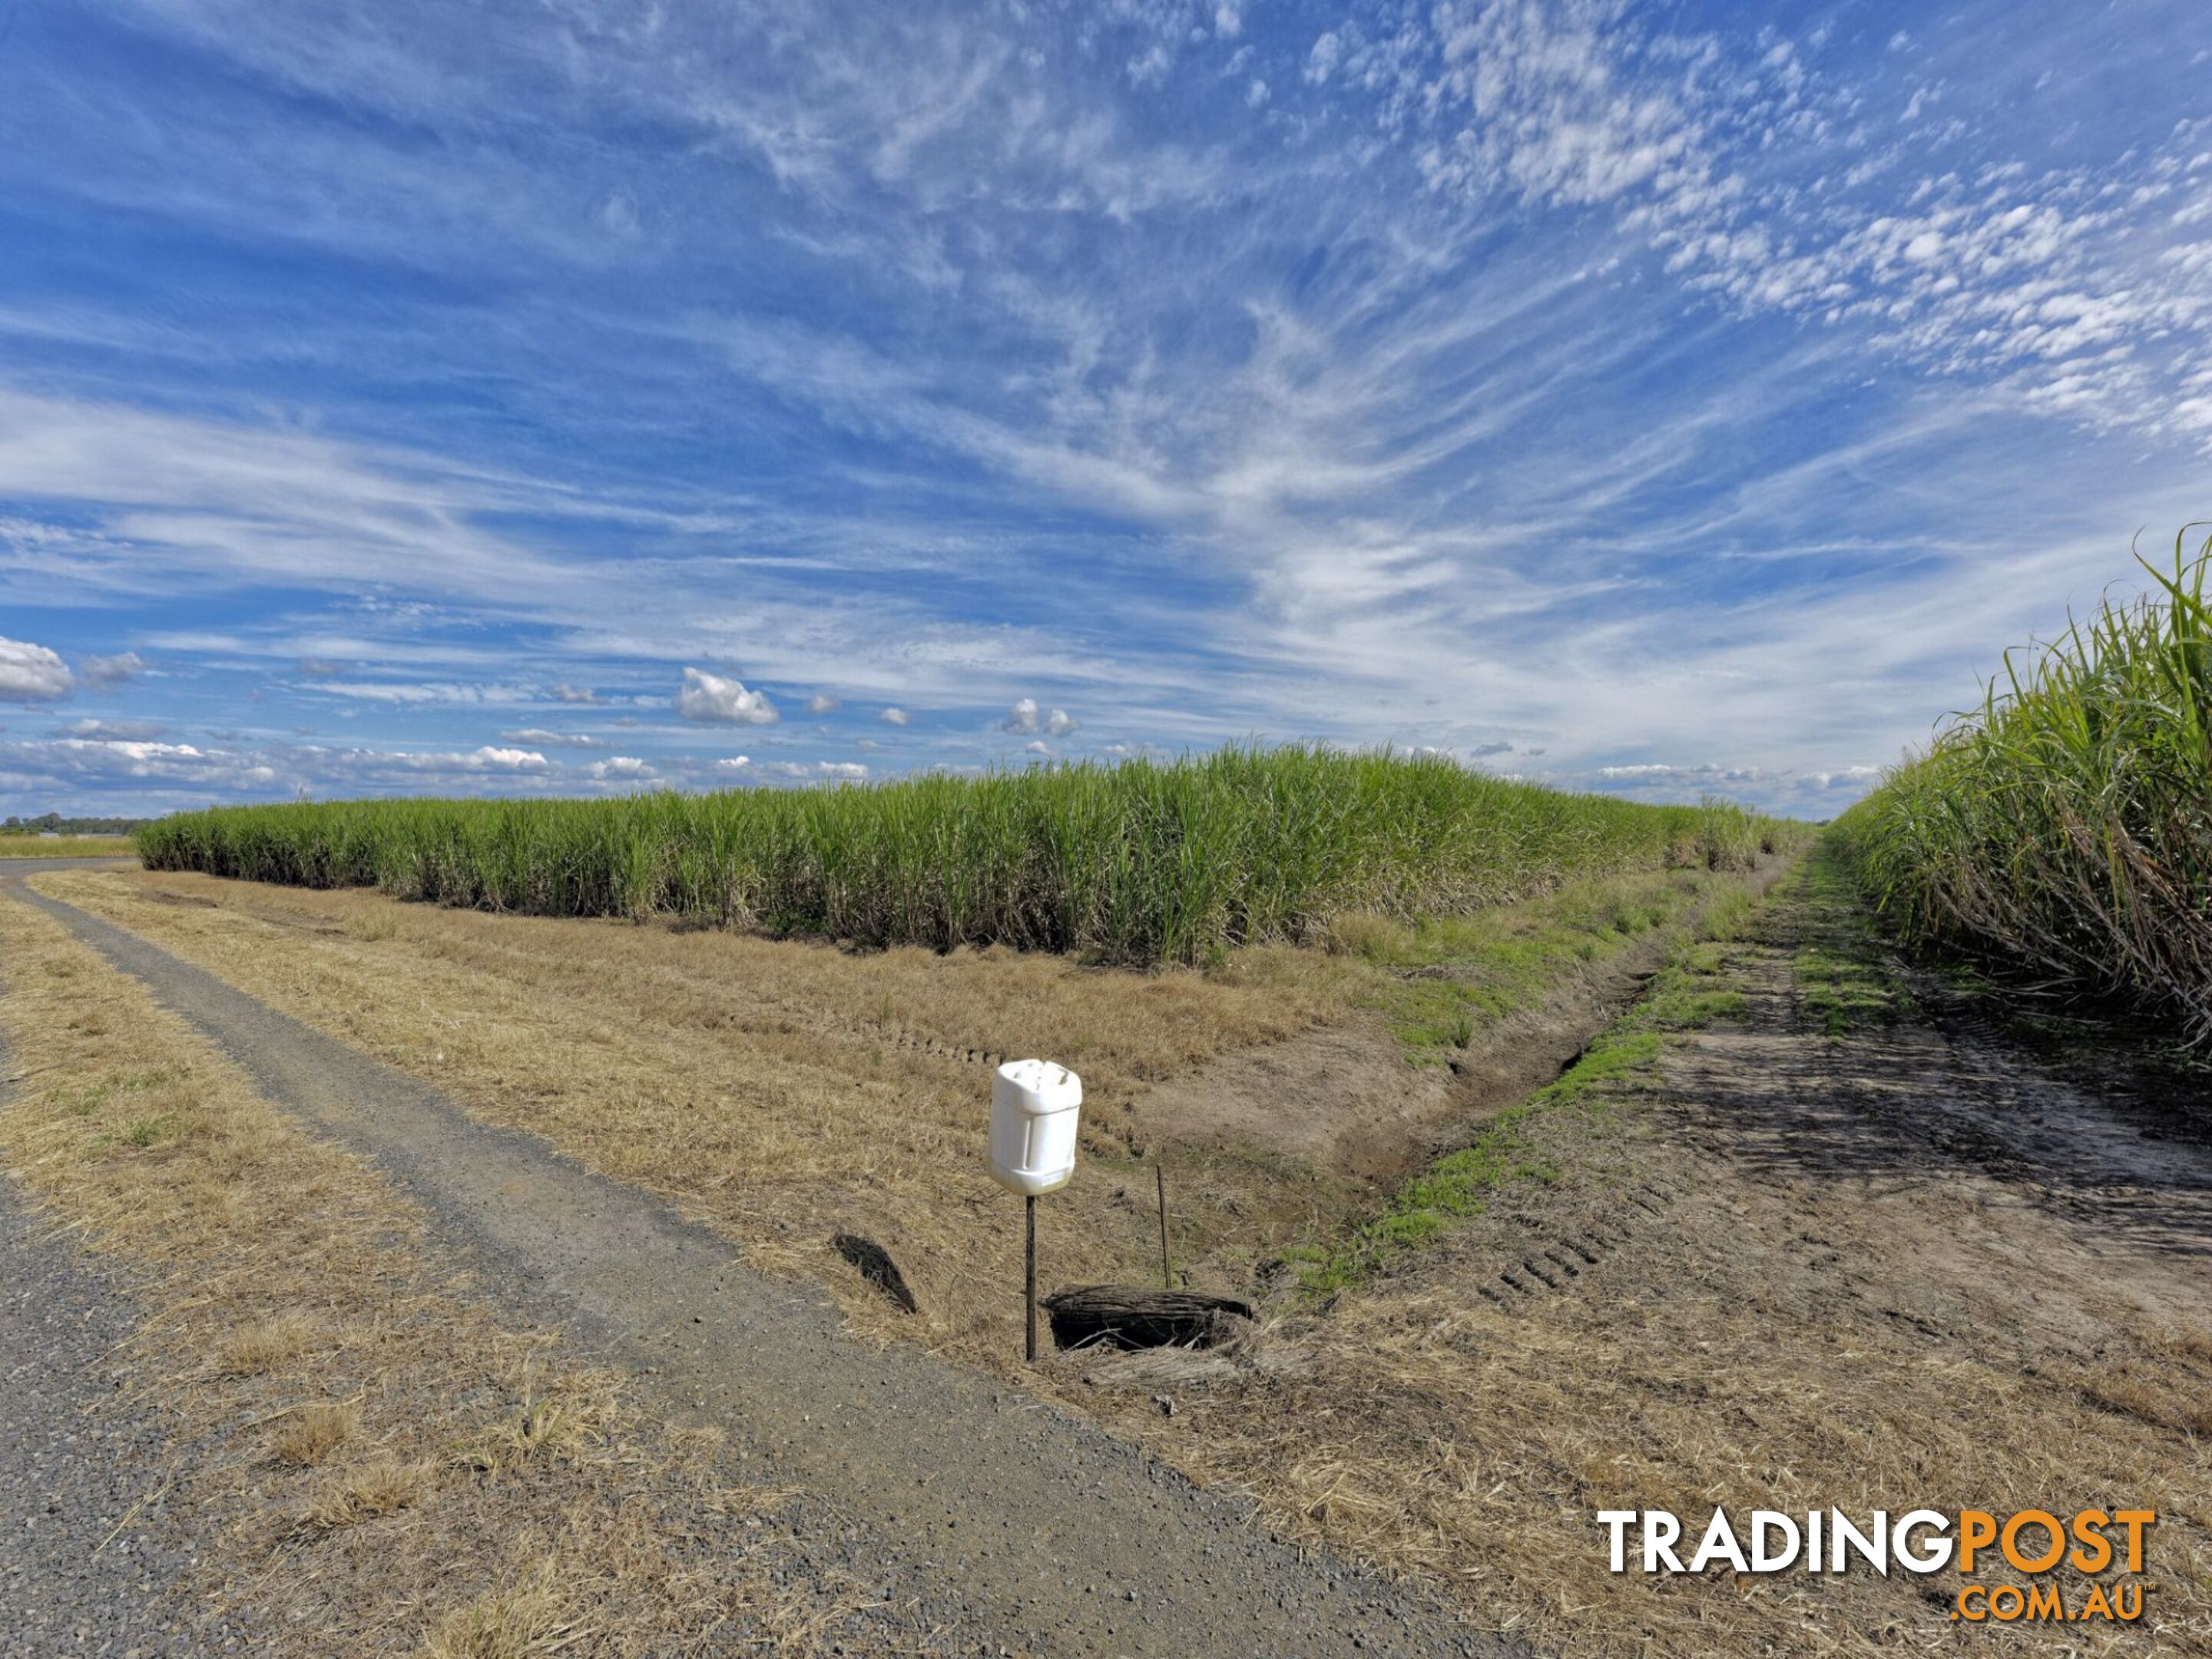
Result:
[2, 863, 1498, 1659]
[1214, 863, 2212, 1652]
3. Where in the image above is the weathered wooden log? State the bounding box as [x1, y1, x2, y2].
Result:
[1041, 1283, 1254, 1352]
[831, 1233, 918, 1314]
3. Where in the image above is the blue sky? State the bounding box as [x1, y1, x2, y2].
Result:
[2, 0, 2208, 816]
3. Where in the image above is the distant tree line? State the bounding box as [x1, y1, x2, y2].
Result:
[1, 812, 144, 836]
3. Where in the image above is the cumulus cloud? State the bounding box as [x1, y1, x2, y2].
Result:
[584, 755, 654, 780]
[806, 692, 841, 714]
[677, 667, 777, 725]
[1000, 698, 1077, 735]
[79, 651, 147, 688]
[0, 736, 273, 789]
[1025, 740, 1051, 756]
[879, 706, 909, 725]
[713, 755, 751, 772]
[548, 684, 598, 704]
[0, 637, 74, 702]
[819, 760, 869, 780]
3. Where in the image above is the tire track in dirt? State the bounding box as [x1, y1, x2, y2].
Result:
[1470, 1179, 1685, 1313]
[2, 867, 1500, 1659]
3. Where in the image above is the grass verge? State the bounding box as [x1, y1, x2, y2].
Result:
[1290, 886, 1758, 1294]
[0, 833, 134, 857]
[1788, 839, 1909, 1036]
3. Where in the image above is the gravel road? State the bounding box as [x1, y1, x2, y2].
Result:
[0, 1176, 230, 1657]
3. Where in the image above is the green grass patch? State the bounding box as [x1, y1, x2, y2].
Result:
[1336, 867, 1749, 1065]
[1295, 902, 1758, 1295]
[0, 834, 134, 859]
[121, 1111, 180, 1149]
[1786, 842, 1907, 1036]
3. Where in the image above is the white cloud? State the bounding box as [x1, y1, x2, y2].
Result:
[0, 636, 73, 702]
[762, 758, 869, 782]
[1025, 740, 1051, 756]
[0, 737, 272, 789]
[64, 718, 165, 740]
[498, 727, 606, 748]
[806, 691, 841, 714]
[1126, 43, 1171, 88]
[677, 667, 778, 725]
[1305, 31, 1343, 85]
[879, 706, 909, 725]
[713, 755, 751, 772]
[549, 684, 598, 704]
[584, 755, 654, 779]
[310, 680, 536, 705]
[1597, 762, 1765, 783]
[998, 698, 1078, 735]
[1800, 765, 1883, 790]
[372, 745, 551, 772]
[79, 651, 147, 688]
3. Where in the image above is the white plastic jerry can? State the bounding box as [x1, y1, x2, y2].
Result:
[988, 1058, 1083, 1196]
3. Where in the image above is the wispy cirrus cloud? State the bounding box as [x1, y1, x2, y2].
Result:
[3, 0, 2208, 814]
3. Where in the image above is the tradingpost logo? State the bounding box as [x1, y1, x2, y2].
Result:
[1600, 1507, 2156, 1624]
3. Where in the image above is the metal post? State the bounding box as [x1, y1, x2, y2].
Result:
[1025, 1193, 1038, 1363]
[1156, 1163, 1172, 1289]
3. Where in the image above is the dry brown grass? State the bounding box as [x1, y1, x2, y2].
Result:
[419, 1564, 569, 1659]
[29, 868, 1369, 1354]
[270, 1400, 359, 1467]
[218, 1313, 321, 1376]
[32, 864, 1720, 1388]
[0, 892, 888, 1655]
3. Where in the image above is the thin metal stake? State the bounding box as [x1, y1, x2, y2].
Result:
[1025, 1193, 1038, 1363]
[1156, 1162, 1172, 1289]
